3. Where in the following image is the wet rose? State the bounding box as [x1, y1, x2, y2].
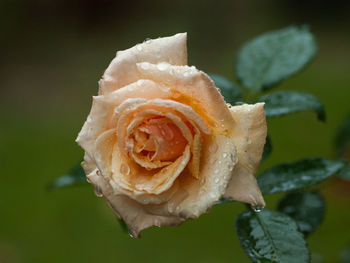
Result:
[76, 33, 267, 237]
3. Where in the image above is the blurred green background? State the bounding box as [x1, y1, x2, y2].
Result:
[1, 0, 350, 262]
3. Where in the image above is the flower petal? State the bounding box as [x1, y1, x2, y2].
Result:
[99, 33, 187, 95]
[223, 103, 267, 207]
[76, 80, 171, 156]
[86, 171, 184, 238]
[172, 134, 238, 218]
[136, 62, 234, 133]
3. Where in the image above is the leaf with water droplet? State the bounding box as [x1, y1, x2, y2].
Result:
[277, 191, 325, 237]
[235, 25, 317, 92]
[236, 209, 310, 263]
[257, 158, 345, 194]
[209, 74, 243, 104]
[258, 91, 325, 121]
[338, 163, 350, 181]
[48, 162, 87, 190]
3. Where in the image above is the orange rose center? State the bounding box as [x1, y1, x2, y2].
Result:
[133, 117, 187, 162]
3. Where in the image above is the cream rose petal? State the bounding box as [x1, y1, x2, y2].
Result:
[136, 62, 234, 132]
[86, 170, 184, 238]
[99, 33, 188, 95]
[223, 103, 267, 207]
[168, 134, 238, 219]
[76, 80, 172, 156]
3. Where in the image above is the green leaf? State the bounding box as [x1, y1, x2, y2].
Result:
[258, 91, 325, 121]
[236, 209, 310, 263]
[261, 135, 272, 162]
[257, 158, 345, 194]
[339, 164, 350, 181]
[209, 74, 243, 104]
[335, 113, 350, 156]
[339, 246, 350, 263]
[277, 191, 325, 237]
[236, 25, 317, 92]
[49, 162, 87, 189]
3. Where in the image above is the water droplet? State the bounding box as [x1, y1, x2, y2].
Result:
[96, 169, 101, 176]
[208, 143, 218, 153]
[128, 231, 137, 238]
[176, 206, 181, 212]
[94, 185, 103, 197]
[137, 79, 144, 86]
[214, 177, 220, 183]
[251, 205, 264, 213]
[200, 177, 206, 185]
[154, 219, 161, 227]
[183, 72, 189, 77]
[168, 202, 174, 213]
[136, 45, 143, 51]
[210, 192, 216, 198]
[222, 153, 228, 158]
[120, 163, 130, 176]
[218, 160, 222, 164]
[157, 62, 169, 71]
[214, 169, 219, 174]
[140, 62, 150, 70]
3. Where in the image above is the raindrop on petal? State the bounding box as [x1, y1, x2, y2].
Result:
[120, 163, 130, 176]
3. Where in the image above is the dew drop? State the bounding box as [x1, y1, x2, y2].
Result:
[210, 192, 216, 198]
[214, 169, 219, 174]
[251, 205, 264, 213]
[128, 231, 137, 238]
[96, 169, 101, 176]
[208, 143, 218, 153]
[168, 202, 174, 213]
[157, 62, 169, 71]
[136, 45, 143, 51]
[120, 163, 130, 176]
[222, 153, 228, 158]
[214, 177, 220, 183]
[140, 62, 150, 70]
[137, 79, 144, 86]
[94, 185, 103, 197]
[176, 206, 181, 212]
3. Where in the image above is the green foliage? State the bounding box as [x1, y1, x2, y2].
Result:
[49, 162, 87, 189]
[235, 26, 317, 92]
[339, 164, 350, 181]
[258, 91, 325, 121]
[236, 209, 310, 263]
[257, 158, 345, 194]
[277, 191, 325, 237]
[335, 113, 350, 156]
[261, 135, 272, 162]
[339, 246, 350, 263]
[210, 74, 243, 104]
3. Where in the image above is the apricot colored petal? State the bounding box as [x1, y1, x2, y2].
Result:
[136, 62, 234, 133]
[223, 103, 267, 207]
[99, 33, 187, 95]
[76, 80, 171, 156]
[173, 134, 238, 218]
[86, 171, 183, 238]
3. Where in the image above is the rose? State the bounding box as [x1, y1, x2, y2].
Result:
[76, 33, 267, 237]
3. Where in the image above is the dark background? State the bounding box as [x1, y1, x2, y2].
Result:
[1, 0, 350, 262]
